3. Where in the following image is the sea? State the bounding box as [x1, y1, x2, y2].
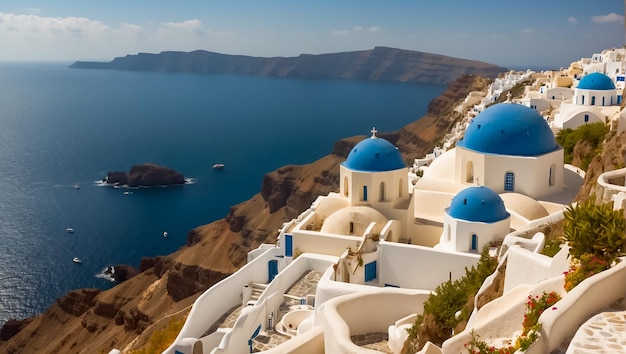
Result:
[0, 62, 446, 325]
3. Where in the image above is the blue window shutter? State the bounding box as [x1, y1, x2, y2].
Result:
[364, 261, 377, 282]
[285, 235, 293, 257]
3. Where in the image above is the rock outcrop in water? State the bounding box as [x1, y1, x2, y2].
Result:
[105, 163, 185, 187]
[0, 74, 496, 353]
[70, 46, 507, 85]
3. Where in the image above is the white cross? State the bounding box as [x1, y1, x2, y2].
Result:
[371, 127, 378, 138]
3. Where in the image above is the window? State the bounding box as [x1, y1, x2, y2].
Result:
[466, 161, 474, 183]
[581, 95, 585, 105]
[591, 96, 596, 105]
[364, 261, 377, 282]
[379, 182, 386, 202]
[471, 234, 478, 251]
[584, 114, 589, 123]
[343, 177, 349, 197]
[398, 178, 404, 198]
[361, 185, 368, 201]
[549, 164, 556, 186]
[504, 172, 515, 191]
[349, 222, 354, 234]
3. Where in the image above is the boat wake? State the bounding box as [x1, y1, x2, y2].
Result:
[94, 177, 195, 187]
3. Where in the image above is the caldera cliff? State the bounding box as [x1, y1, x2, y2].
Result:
[0, 74, 493, 353]
[70, 46, 507, 85]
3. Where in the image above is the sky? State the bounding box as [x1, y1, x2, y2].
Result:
[0, 1, 624, 68]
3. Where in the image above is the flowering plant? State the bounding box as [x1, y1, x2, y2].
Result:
[563, 254, 608, 292]
[465, 291, 561, 353]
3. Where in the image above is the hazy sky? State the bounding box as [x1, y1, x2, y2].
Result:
[0, 1, 624, 68]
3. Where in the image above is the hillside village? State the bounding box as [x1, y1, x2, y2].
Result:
[149, 47, 626, 354]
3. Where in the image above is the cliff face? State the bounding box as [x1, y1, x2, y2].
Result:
[0, 74, 493, 354]
[70, 47, 506, 85]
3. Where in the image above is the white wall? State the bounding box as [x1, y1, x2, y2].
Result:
[291, 230, 362, 257]
[573, 88, 617, 106]
[503, 245, 569, 294]
[534, 258, 626, 352]
[481, 150, 564, 200]
[378, 241, 480, 290]
[562, 110, 605, 130]
[210, 254, 335, 354]
[444, 214, 510, 253]
[164, 247, 282, 354]
[544, 87, 574, 100]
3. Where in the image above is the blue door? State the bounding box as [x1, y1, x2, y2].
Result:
[364, 261, 377, 282]
[248, 324, 261, 352]
[285, 234, 293, 257]
[471, 234, 477, 251]
[363, 186, 368, 201]
[268, 260, 278, 282]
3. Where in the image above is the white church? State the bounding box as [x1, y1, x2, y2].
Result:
[553, 72, 621, 130]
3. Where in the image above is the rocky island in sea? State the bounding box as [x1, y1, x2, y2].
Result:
[104, 163, 186, 187]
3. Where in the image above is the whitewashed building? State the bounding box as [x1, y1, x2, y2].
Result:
[553, 72, 621, 130]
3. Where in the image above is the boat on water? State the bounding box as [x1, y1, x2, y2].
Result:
[163, 231, 168, 238]
[123, 191, 133, 195]
[72, 257, 82, 264]
[74, 183, 80, 189]
[66, 227, 74, 233]
[213, 163, 225, 170]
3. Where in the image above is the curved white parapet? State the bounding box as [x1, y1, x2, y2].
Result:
[275, 309, 314, 337]
[597, 167, 626, 192]
[317, 290, 430, 354]
[597, 167, 626, 210]
[387, 313, 417, 354]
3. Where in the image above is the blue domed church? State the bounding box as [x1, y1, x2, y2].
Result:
[573, 72, 618, 107]
[455, 103, 564, 199]
[340, 128, 411, 214]
[442, 186, 510, 252]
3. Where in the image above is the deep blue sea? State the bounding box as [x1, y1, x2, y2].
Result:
[0, 63, 445, 325]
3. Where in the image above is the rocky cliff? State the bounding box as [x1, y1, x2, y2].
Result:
[0, 74, 493, 354]
[70, 47, 506, 85]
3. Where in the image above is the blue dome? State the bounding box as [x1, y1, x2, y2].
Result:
[577, 73, 615, 90]
[342, 136, 406, 172]
[457, 103, 559, 156]
[446, 186, 509, 223]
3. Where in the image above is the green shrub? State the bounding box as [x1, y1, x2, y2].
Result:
[563, 199, 626, 266]
[406, 246, 497, 350]
[556, 122, 609, 169]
